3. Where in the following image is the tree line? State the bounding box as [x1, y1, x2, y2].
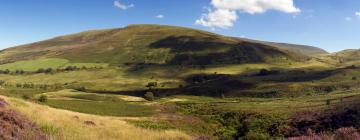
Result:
[0, 66, 103, 75]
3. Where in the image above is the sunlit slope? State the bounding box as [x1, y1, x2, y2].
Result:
[0, 24, 309, 65]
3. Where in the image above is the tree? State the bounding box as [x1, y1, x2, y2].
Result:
[258, 69, 271, 76]
[38, 95, 48, 103]
[146, 82, 158, 90]
[36, 68, 45, 73]
[144, 92, 155, 101]
[44, 68, 53, 73]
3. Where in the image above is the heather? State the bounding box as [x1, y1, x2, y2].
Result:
[0, 98, 46, 140]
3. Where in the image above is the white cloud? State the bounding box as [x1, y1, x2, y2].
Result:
[345, 17, 352, 21]
[356, 11, 360, 17]
[156, 14, 164, 19]
[196, 0, 300, 29]
[196, 9, 238, 29]
[114, 0, 134, 10]
[211, 0, 300, 14]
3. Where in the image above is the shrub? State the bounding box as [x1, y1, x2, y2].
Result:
[0, 80, 5, 85]
[243, 132, 271, 140]
[288, 127, 360, 140]
[36, 68, 45, 73]
[22, 95, 30, 100]
[146, 82, 158, 90]
[0, 109, 46, 140]
[38, 95, 48, 103]
[128, 120, 174, 130]
[44, 68, 53, 73]
[144, 92, 155, 101]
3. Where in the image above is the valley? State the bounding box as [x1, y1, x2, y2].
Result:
[1, 24, 360, 139]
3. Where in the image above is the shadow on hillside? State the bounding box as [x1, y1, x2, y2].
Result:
[103, 66, 359, 98]
[148, 36, 293, 65]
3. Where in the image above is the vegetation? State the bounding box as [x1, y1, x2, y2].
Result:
[1, 24, 360, 139]
[2, 96, 191, 140]
[38, 95, 48, 103]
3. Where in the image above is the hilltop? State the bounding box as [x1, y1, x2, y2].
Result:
[0, 24, 319, 66]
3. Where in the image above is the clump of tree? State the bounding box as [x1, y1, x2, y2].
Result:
[144, 91, 155, 101]
[146, 82, 158, 90]
[0, 69, 10, 74]
[38, 95, 48, 103]
[0, 80, 5, 85]
[15, 70, 25, 74]
[257, 69, 280, 76]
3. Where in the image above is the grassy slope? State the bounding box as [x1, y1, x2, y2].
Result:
[238, 38, 328, 57]
[2, 96, 191, 140]
[41, 89, 154, 117]
[0, 24, 307, 65]
[0, 58, 108, 72]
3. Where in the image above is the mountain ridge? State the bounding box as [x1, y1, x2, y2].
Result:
[0, 24, 325, 65]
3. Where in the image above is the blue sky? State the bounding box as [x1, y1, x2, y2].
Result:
[0, 0, 359, 52]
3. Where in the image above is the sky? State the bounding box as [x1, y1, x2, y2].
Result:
[0, 0, 359, 52]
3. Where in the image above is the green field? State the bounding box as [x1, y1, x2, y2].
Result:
[0, 58, 69, 71]
[0, 58, 108, 72]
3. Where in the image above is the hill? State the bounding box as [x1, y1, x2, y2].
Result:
[2, 24, 360, 140]
[239, 38, 328, 57]
[0, 24, 311, 66]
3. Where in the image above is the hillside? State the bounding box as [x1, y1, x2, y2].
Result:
[0, 24, 310, 66]
[329, 49, 360, 64]
[3, 24, 360, 140]
[239, 38, 328, 57]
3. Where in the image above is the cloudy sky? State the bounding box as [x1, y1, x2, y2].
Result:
[0, 0, 359, 52]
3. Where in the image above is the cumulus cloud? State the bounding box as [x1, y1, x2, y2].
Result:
[156, 14, 164, 19]
[196, 0, 300, 29]
[114, 0, 134, 10]
[196, 9, 238, 29]
[356, 11, 360, 17]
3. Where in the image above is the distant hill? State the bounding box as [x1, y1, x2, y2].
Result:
[0, 24, 313, 65]
[324, 49, 360, 66]
[238, 38, 328, 57]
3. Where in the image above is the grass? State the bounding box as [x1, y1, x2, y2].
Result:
[0, 67, 182, 91]
[0, 58, 109, 72]
[0, 58, 69, 71]
[2, 96, 191, 140]
[166, 91, 360, 116]
[39, 89, 154, 117]
[0, 88, 49, 99]
[45, 99, 154, 117]
[127, 120, 175, 130]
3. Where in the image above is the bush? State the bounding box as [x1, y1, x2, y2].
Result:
[144, 92, 155, 101]
[22, 95, 30, 100]
[38, 95, 48, 103]
[36, 68, 45, 73]
[243, 132, 271, 140]
[146, 82, 158, 90]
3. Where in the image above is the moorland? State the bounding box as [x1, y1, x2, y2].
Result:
[1, 24, 360, 139]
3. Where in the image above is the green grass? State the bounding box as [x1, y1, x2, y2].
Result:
[45, 99, 154, 117]
[0, 58, 109, 72]
[60, 63, 108, 69]
[167, 92, 360, 116]
[34, 89, 154, 117]
[127, 120, 175, 130]
[0, 88, 49, 99]
[0, 58, 69, 71]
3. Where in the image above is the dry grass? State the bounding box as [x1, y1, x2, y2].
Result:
[1, 96, 191, 140]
